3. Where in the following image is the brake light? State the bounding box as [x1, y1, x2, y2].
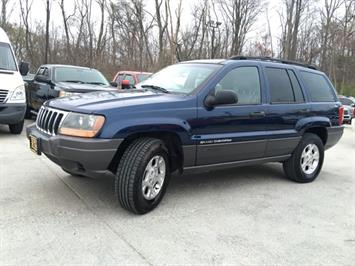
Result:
[338, 105, 344, 125]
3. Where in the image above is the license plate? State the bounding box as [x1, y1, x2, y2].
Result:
[29, 135, 41, 155]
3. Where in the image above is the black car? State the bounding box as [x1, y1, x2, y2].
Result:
[24, 64, 117, 118]
[27, 57, 344, 214]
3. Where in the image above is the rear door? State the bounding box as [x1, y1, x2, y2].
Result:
[263, 66, 309, 157]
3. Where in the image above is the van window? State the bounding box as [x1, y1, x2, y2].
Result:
[216, 66, 261, 105]
[266, 68, 295, 103]
[0, 42, 17, 71]
[301, 71, 336, 102]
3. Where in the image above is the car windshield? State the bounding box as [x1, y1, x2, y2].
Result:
[138, 63, 221, 94]
[54, 67, 109, 85]
[137, 73, 151, 82]
[0, 42, 17, 71]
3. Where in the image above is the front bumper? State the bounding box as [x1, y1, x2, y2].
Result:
[0, 103, 26, 124]
[26, 124, 123, 178]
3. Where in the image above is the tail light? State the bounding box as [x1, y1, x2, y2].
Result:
[353, 107, 355, 117]
[338, 105, 344, 125]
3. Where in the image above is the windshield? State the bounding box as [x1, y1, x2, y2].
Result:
[0, 42, 17, 71]
[137, 73, 151, 82]
[54, 67, 109, 85]
[138, 63, 220, 94]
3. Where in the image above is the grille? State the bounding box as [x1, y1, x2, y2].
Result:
[344, 109, 350, 115]
[0, 89, 9, 103]
[36, 106, 68, 136]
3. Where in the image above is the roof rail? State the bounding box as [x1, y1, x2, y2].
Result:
[230, 56, 317, 70]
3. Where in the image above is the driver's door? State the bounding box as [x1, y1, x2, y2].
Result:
[193, 66, 269, 165]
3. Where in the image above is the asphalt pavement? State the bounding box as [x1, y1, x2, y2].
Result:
[1, 119, 354, 265]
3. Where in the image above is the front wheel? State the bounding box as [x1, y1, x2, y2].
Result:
[9, 120, 24, 134]
[115, 138, 170, 214]
[283, 133, 324, 183]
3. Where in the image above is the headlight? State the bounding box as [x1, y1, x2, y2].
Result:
[58, 113, 105, 138]
[7, 85, 26, 103]
[59, 90, 79, 97]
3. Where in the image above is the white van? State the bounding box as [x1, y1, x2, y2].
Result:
[0, 27, 29, 134]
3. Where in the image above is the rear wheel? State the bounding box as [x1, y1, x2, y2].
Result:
[283, 133, 324, 183]
[8, 120, 24, 134]
[115, 138, 170, 214]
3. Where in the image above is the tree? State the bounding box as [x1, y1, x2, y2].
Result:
[218, 0, 263, 56]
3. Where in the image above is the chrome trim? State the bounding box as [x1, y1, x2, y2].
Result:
[0, 89, 9, 103]
[36, 106, 69, 136]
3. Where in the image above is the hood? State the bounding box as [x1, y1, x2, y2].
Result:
[55, 81, 117, 93]
[48, 89, 186, 113]
[0, 71, 24, 91]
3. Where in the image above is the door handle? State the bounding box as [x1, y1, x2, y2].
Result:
[249, 111, 265, 117]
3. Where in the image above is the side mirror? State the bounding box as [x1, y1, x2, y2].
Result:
[110, 81, 118, 87]
[35, 75, 51, 84]
[204, 90, 238, 109]
[19, 61, 29, 76]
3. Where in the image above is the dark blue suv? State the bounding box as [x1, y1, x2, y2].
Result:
[26, 57, 344, 214]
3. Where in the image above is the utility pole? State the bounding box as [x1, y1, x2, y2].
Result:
[208, 20, 222, 59]
[45, 0, 50, 64]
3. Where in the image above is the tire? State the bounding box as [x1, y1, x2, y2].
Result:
[8, 120, 24, 134]
[115, 138, 170, 214]
[25, 106, 32, 119]
[283, 133, 324, 183]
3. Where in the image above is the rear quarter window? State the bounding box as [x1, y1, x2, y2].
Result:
[300, 71, 336, 102]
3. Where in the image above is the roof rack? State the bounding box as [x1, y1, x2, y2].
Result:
[230, 56, 317, 70]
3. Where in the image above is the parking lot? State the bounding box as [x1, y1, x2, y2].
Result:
[0, 119, 354, 265]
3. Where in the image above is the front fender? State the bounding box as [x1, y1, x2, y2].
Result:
[101, 117, 193, 144]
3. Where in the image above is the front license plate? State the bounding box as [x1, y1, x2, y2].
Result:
[29, 135, 41, 155]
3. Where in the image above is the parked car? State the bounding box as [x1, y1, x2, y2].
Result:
[27, 56, 344, 214]
[339, 96, 355, 124]
[0, 27, 29, 134]
[113, 71, 152, 87]
[25, 64, 117, 118]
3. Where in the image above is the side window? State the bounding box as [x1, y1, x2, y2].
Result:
[43, 68, 50, 78]
[37, 67, 45, 75]
[124, 74, 135, 85]
[115, 74, 124, 83]
[300, 71, 336, 102]
[288, 70, 304, 102]
[266, 67, 295, 103]
[216, 66, 261, 105]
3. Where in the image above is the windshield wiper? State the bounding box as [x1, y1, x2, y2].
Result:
[62, 80, 84, 84]
[0, 67, 12, 71]
[141, 85, 170, 93]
